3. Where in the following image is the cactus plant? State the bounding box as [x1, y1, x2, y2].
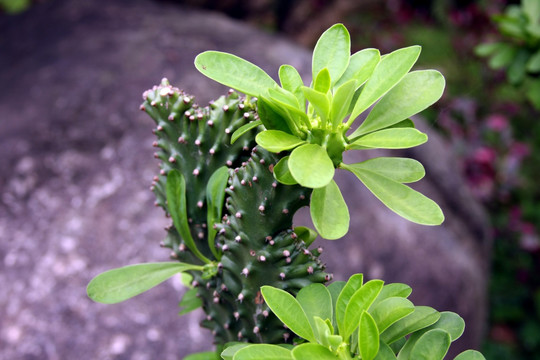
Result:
[87, 23, 486, 360]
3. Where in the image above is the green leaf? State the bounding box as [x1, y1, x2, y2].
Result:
[526, 49, 540, 72]
[335, 48, 380, 88]
[261, 286, 317, 342]
[330, 79, 357, 130]
[195, 51, 277, 97]
[167, 170, 211, 263]
[289, 144, 335, 188]
[359, 311, 380, 360]
[349, 46, 421, 124]
[328, 281, 346, 329]
[234, 344, 293, 360]
[256, 130, 305, 152]
[523, 0, 540, 24]
[206, 166, 230, 258]
[258, 96, 294, 134]
[488, 44, 517, 69]
[375, 341, 398, 360]
[178, 287, 203, 315]
[345, 158, 425, 184]
[453, 350, 486, 360]
[336, 274, 364, 337]
[343, 280, 384, 339]
[371, 283, 412, 309]
[268, 86, 301, 110]
[310, 180, 349, 240]
[312, 23, 351, 85]
[351, 70, 445, 137]
[381, 306, 441, 345]
[293, 226, 318, 247]
[279, 64, 305, 108]
[87, 262, 203, 304]
[341, 164, 444, 226]
[314, 68, 332, 93]
[183, 351, 220, 360]
[297, 284, 333, 331]
[231, 120, 262, 144]
[303, 87, 330, 123]
[409, 329, 451, 360]
[507, 49, 529, 85]
[292, 343, 338, 360]
[265, 90, 310, 129]
[274, 156, 298, 185]
[221, 344, 250, 360]
[370, 297, 415, 333]
[474, 42, 503, 57]
[348, 128, 428, 150]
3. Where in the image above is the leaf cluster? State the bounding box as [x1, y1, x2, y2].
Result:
[222, 275, 485, 360]
[475, 0, 540, 108]
[195, 23, 445, 239]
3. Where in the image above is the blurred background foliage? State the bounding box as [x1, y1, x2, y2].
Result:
[3, 0, 538, 358]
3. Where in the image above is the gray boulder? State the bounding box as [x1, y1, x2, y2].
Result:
[0, 0, 490, 358]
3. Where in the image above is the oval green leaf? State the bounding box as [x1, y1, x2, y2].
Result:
[348, 128, 428, 150]
[279, 64, 305, 108]
[293, 226, 318, 247]
[336, 274, 364, 337]
[330, 79, 357, 130]
[453, 350, 486, 360]
[297, 283, 333, 329]
[409, 329, 451, 360]
[274, 156, 298, 185]
[310, 180, 349, 240]
[314, 68, 332, 93]
[370, 297, 415, 333]
[291, 343, 338, 360]
[343, 279, 384, 339]
[349, 46, 421, 123]
[234, 344, 293, 360]
[344, 158, 425, 183]
[359, 311, 380, 360]
[371, 283, 412, 309]
[381, 306, 441, 345]
[335, 48, 380, 88]
[256, 130, 305, 153]
[87, 262, 203, 304]
[312, 23, 351, 85]
[260, 286, 316, 342]
[183, 351, 220, 360]
[195, 51, 277, 97]
[178, 287, 203, 315]
[351, 70, 445, 137]
[206, 166, 230, 258]
[231, 120, 262, 144]
[375, 341, 398, 360]
[341, 164, 444, 226]
[289, 144, 335, 188]
[303, 87, 330, 123]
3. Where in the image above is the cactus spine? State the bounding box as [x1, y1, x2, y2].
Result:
[142, 79, 329, 344]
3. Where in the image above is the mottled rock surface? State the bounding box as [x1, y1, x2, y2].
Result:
[0, 0, 490, 359]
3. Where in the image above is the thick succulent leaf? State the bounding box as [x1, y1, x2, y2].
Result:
[335, 48, 380, 88]
[195, 51, 277, 97]
[291, 343, 337, 360]
[344, 158, 425, 183]
[341, 165, 444, 226]
[231, 120, 262, 144]
[258, 96, 295, 134]
[293, 226, 318, 247]
[343, 280, 384, 339]
[183, 351, 220, 360]
[336, 274, 364, 337]
[303, 87, 330, 123]
[453, 350, 486, 360]
[314, 68, 332, 93]
[312, 23, 351, 85]
[310, 180, 349, 240]
[256, 130, 305, 152]
[370, 297, 415, 333]
[261, 286, 316, 342]
[409, 329, 451, 360]
[279, 64, 305, 108]
[221, 343, 250, 360]
[351, 70, 445, 137]
[87, 262, 203, 304]
[349, 46, 421, 123]
[359, 311, 380, 360]
[297, 283, 333, 331]
[273, 156, 298, 185]
[167, 170, 211, 263]
[371, 283, 412, 309]
[374, 341, 398, 360]
[206, 166, 229, 258]
[268, 86, 301, 110]
[178, 288, 203, 315]
[289, 144, 335, 188]
[266, 89, 310, 128]
[348, 128, 428, 150]
[330, 79, 357, 129]
[381, 306, 441, 345]
[233, 344, 293, 360]
[327, 281, 346, 329]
